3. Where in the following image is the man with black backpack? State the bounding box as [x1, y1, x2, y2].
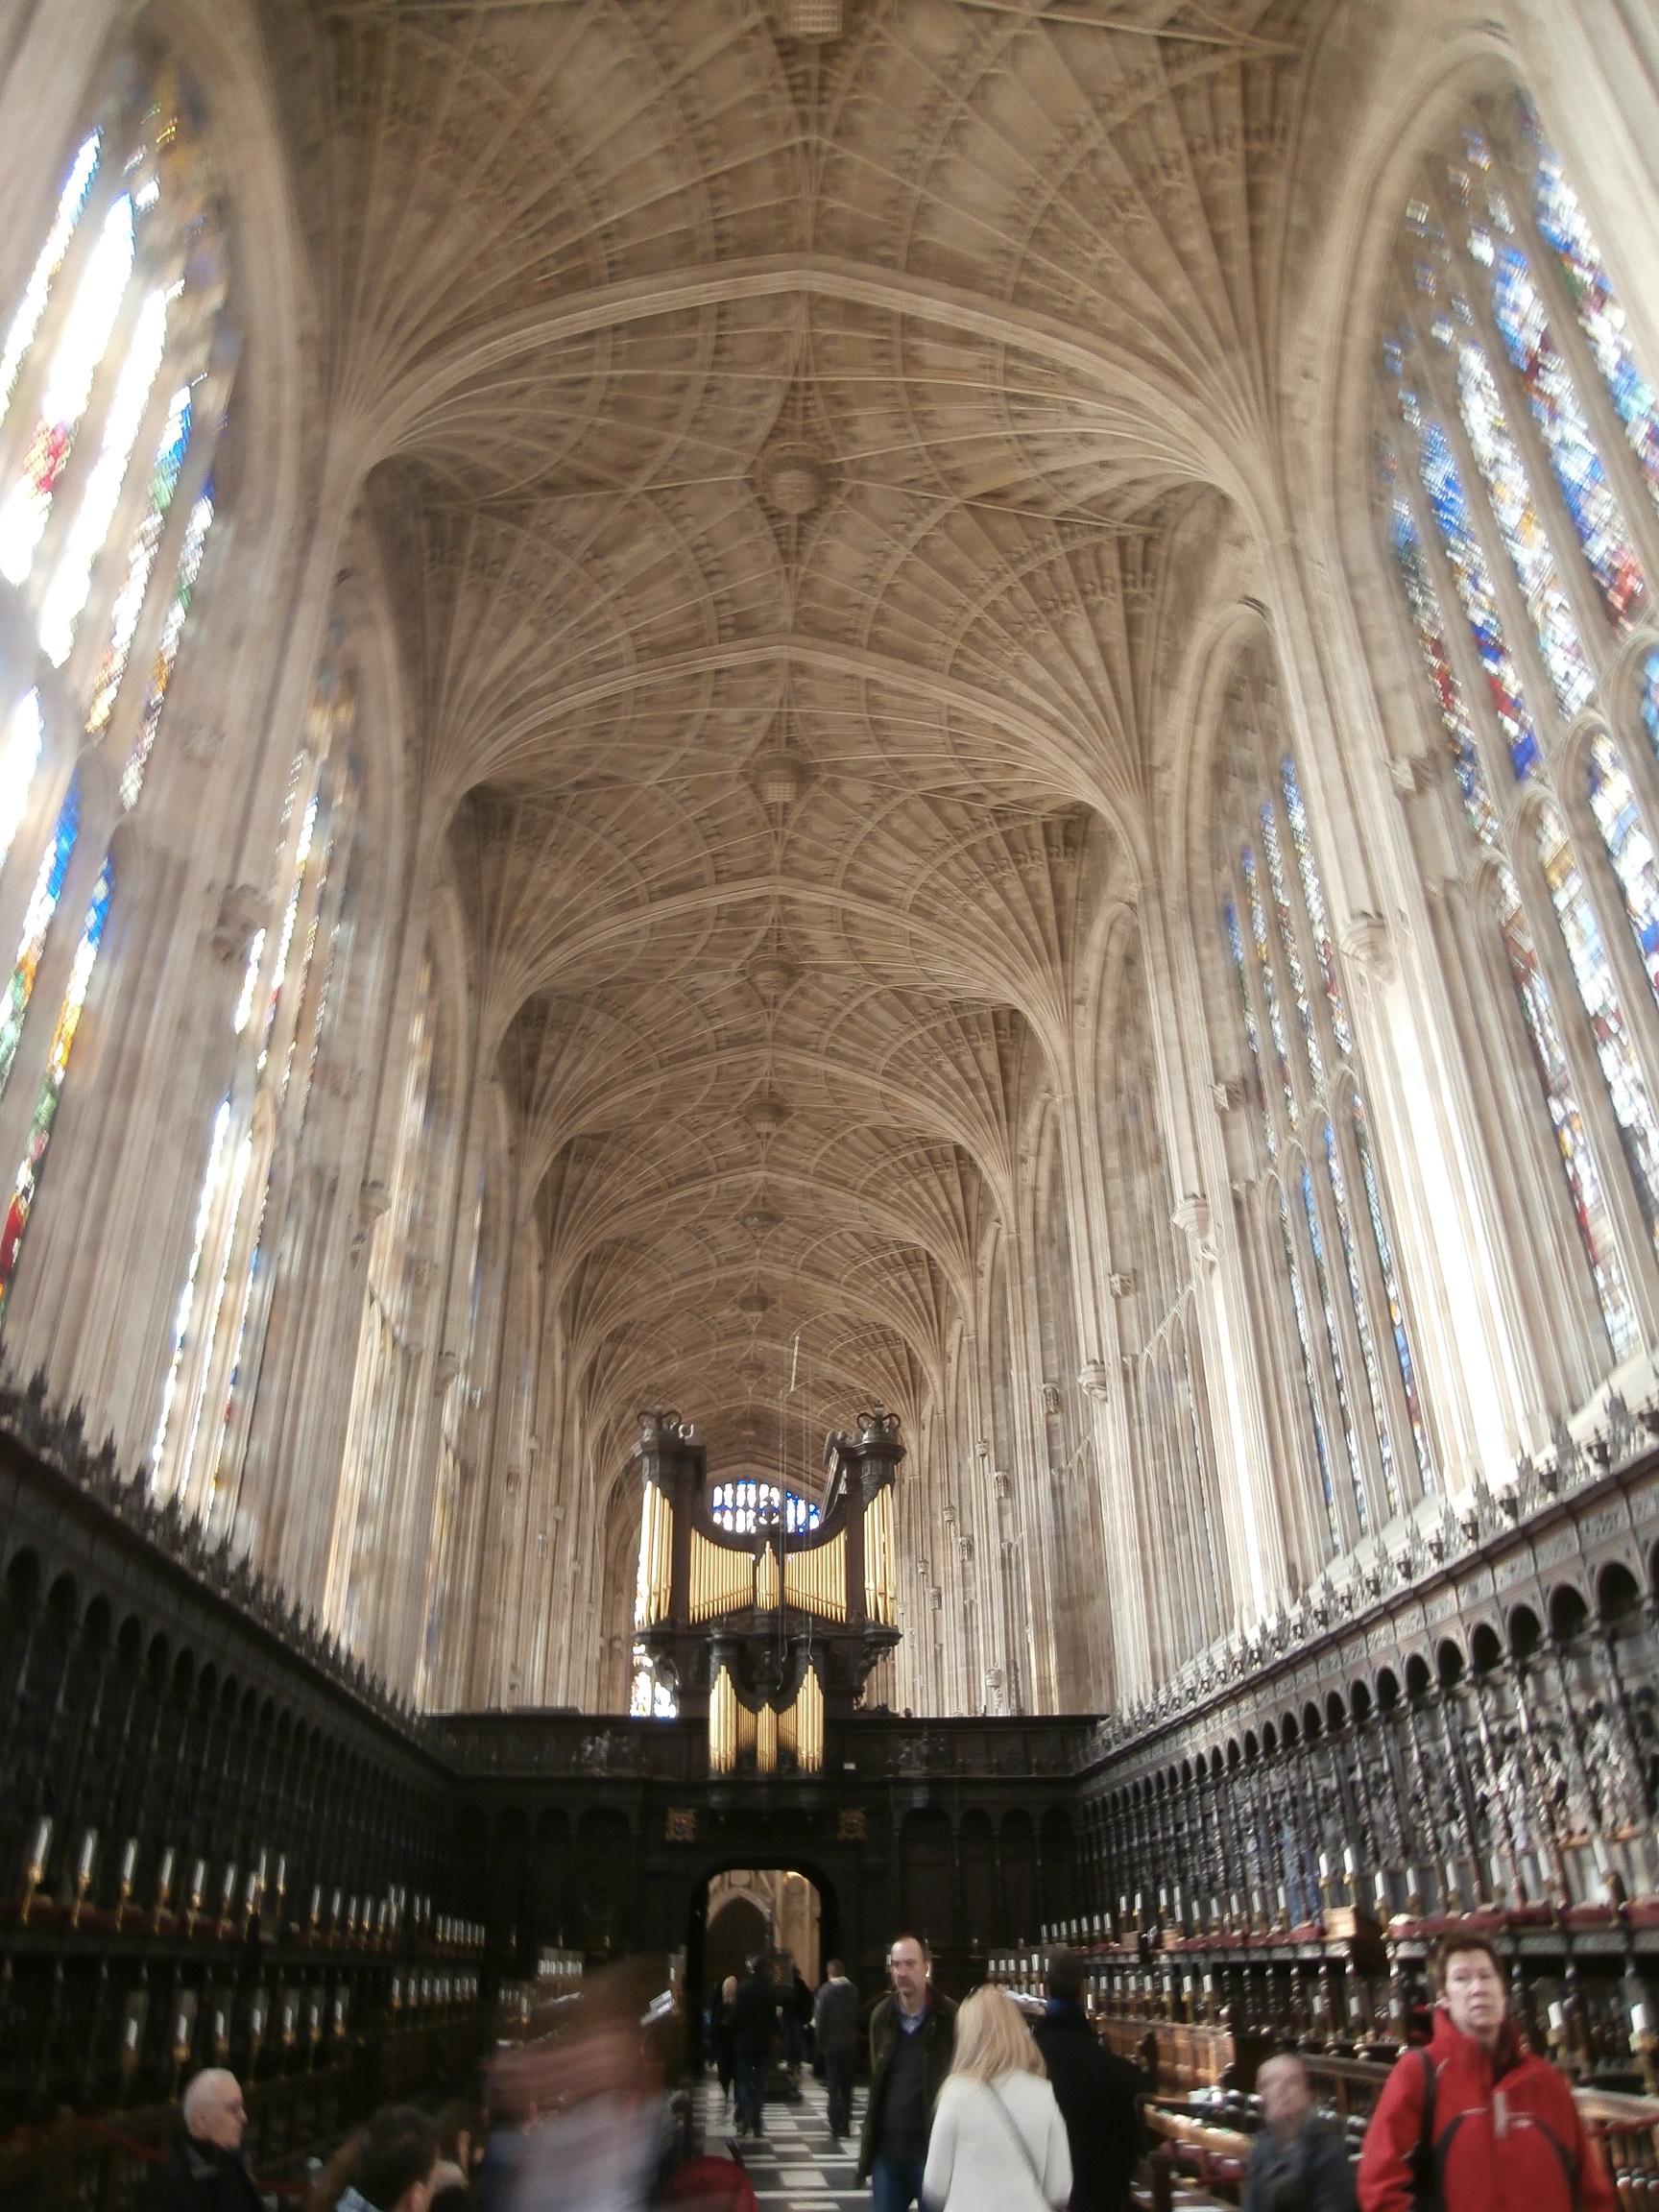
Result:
[1357, 1931, 1615, 2212]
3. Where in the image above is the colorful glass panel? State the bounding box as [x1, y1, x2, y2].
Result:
[1527, 104, 1659, 514]
[1477, 227, 1646, 627]
[84, 381, 190, 733]
[1322, 1118, 1401, 1519]
[1382, 459, 1499, 842]
[1442, 322, 1596, 716]
[0, 192, 135, 584]
[1262, 801, 1323, 1087]
[709, 1480, 821, 1535]
[1280, 757, 1356, 1054]
[1645, 648, 1659, 767]
[1278, 1189, 1341, 1555]
[1413, 416, 1543, 778]
[0, 770, 81, 1107]
[119, 486, 211, 808]
[0, 855, 110, 1310]
[1300, 1159, 1370, 1533]
[1351, 1097, 1434, 1492]
[1586, 731, 1659, 1007]
[1536, 802, 1659, 1244]
[37, 282, 170, 667]
[0, 691, 42, 881]
[1243, 843, 1299, 1129]
[0, 132, 100, 426]
[1498, 867, 1640, 1356]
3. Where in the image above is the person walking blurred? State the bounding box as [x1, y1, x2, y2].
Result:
[921, 1985, 1071, 2212]
[856, 1936, 957, 2212]
[712, 1975, 738, 2106]
[1031, 1948, 1142, 2212]
[731, 1955, 780, 2141]
[812, 1960, 859, 2142]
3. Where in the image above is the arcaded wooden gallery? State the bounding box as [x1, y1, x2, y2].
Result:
[4, 1, 1659, 2204]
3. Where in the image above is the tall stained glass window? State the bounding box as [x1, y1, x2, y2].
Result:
[1216, 652, 1436, 1559]
[152, 656, 359, 1527]
[1381, 90, 1659, 1359]
[0, 72, 229, 1317]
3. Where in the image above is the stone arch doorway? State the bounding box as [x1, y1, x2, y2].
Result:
[686, 1854, 842, 2049]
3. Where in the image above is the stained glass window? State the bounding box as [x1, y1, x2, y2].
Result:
[709, 1480, 821, 1535]
[1527, 103, 1659, 512]
[1384, 99, 1659, 1366]
[0, 132, 99, 423]
[1498, 870, 1639, 1356]
[0, 857, 111, 1310]
[1218, 676, 1435, 1540]
[0, 771, 82, 1107]
[0, 84, 228, 1318]
[1587, 732, 1659, 1005]
[1279, 1190, 1341, 1556]
[0, 191, 135, 584]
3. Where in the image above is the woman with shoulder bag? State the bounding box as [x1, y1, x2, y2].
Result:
[921, 1985, 1071, 2212]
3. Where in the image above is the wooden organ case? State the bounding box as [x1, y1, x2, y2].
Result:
[633, 1404, 903, 1775]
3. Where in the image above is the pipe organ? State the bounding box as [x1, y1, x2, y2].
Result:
[633, 1403, 903, 1777]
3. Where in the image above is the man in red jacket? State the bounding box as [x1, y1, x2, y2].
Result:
[1357, 1931, 1615, 2212]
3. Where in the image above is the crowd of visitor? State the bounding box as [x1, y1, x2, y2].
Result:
[148, 1925, 1620, 2212]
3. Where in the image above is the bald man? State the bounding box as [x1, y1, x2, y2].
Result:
[1243, 2055, 1355, 2212]
[138, 2070, 264, 2212]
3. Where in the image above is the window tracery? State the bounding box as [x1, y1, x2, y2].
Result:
[1380, 90, 1659, 1363]
[151, 655, 358, 1527]
[0, 69, 229, 1317]
[1215, 660, 1434, 1563]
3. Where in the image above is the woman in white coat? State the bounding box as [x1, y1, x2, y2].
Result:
[921, 1984, 1071, 2212]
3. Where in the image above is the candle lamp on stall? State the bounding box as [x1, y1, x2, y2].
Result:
[307, 1884, 323, 1938]
[115, 1837, 139, 1931]
[215, 1863, 239, 1940]
[1630, 1996, 1658, 2095]
[152, 1847, 178, 1932]
[19, 1815, 52, 1925]
[70, 1828, 98, 1926]
[185, 1859, 207, 1936]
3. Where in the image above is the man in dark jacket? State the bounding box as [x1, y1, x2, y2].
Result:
[731, 1955, 781, 2140]
[1244, 2054, 1355, 2212]
[856, 1935, 957, 2212]
[1032, 1949, 1143, 2212]
[137, 2071, 264, 2212]
[812, 1959, 860, 2141]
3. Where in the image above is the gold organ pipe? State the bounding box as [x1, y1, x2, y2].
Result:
[864, 1488, 896, 1624]
[641, 1486, 673, 1626]
[778, 1666, 824, 1774]
[756, 1541, 781, 1613]
[756, 1702, 778, 1776]
[689, 1529, 754, 1622]
[736, 1700, 757, 1763]
[709, 1665, 737, 1775]
[783, 1530, 847, 1623]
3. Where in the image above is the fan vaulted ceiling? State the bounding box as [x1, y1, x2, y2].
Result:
[259, 0, 1326, 1472]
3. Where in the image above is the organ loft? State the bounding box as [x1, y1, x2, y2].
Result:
[8, 0, 1659, 2202]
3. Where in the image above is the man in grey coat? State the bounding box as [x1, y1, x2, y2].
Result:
[812, 1960, 860, 2141]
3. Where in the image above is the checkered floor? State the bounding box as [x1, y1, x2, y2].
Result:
[695, 2073, 869, 2208]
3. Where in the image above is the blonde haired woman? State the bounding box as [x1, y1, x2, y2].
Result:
[921, 1985, 1071, 2211]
